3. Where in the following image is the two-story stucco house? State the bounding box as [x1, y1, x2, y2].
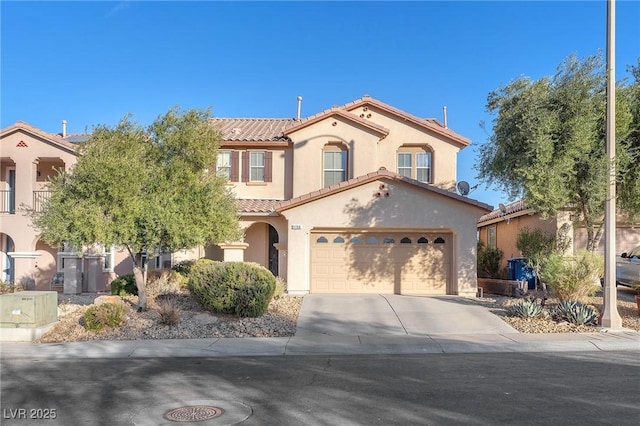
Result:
[2, 96, 492, 296]
[209, 96, 492, 296]
[0, 122, 132, 291]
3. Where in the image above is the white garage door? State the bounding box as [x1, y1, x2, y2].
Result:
[310, 231, 450, 294]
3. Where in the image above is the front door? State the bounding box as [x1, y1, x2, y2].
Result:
[268, 225, 278, 276]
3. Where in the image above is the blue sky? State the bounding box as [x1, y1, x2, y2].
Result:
[2, 1, 639, 208]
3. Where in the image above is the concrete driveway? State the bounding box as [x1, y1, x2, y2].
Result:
[295, 294, 518, 337]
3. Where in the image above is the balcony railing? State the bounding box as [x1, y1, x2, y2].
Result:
[0, 190, 15, 214]
[33, 190, 51, 213]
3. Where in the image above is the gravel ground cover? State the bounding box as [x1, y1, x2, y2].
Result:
[36, 290, 639, 343]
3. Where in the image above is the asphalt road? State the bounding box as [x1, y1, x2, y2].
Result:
[1, 351, 639, 426]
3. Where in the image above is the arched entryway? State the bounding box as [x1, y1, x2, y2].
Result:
[244, 222, 279, 276]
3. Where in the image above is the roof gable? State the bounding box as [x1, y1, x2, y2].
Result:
[275, 169, 492, 213]
[283, 107, 390, 138]
[0, 121, 78, 155]
[342, 96, 470, 147]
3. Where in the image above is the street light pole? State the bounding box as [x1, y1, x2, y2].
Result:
[601, 0, 623, 329]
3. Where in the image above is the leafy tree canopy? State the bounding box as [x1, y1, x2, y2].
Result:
[30, 107, 241, 308]
[477, 53, 640, 251]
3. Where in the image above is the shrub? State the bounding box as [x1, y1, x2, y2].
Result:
[171, 259, 197, 276]
[83, 303, 125, 331]
[540, 251, 603, 302]
[507, 298, 548, 318]
[274, 277, 287, 299]
[156, 296, 180, 326]
[477, 241, 504, 279]
[189, 261, 276, 318]
[147, 269, 188, 297]
[551, 300, 598, 325]
[110, 274, 138, 296]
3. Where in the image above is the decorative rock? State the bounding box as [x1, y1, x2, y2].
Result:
[94, 295, 124, 306]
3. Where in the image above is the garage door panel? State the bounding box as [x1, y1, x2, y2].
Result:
[311, 232, 450, 294]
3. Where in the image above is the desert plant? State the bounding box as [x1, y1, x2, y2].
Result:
[110, 274, 138, 296]
[507, 298, 548, 318]
[189, 261, 276, 318]
[273, 277, 287, 299]
[539, 251, 603, 302]
[147, 269, 187, 297]
[477, 241, 504, 278]
[83, 302, 125, 331]
[551, 300, 598, 325]
[156, 296, 180, 326]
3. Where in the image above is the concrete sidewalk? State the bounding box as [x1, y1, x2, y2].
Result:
[1, 330, 639, 359]
[2, 294, 639, 359]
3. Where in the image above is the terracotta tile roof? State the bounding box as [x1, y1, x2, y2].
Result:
[283, 106, 391, 138]
[340, 95, 471, 147]
[236, 199, 281, 214]
[0, 121, 78, 153]
[209, 118, 294, 142]
[275, 168, 492, 213]
[477, 199, 531, 224]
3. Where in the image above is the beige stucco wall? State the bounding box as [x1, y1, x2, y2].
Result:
[288, 117, 382, 197]
[574, 225, 640, 255]
[240, 215, 288, 281]
[348, 105, 460, 189]
[280, 178, 486, 295]
[224, 147, 290, 200]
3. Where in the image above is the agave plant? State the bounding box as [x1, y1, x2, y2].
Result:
[507, 298, 548, 318]
[552, 300, 598, 325]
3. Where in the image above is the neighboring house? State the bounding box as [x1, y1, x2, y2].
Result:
[3, 95, 492, 296]
[477, 199, 640, 271]
[208, 96, 491, 296]
[0, 121, 132, 291]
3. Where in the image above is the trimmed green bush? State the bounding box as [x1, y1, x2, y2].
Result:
[171, 259, 197, 276]
[189, 261, 276, 318]
[110, 274, 138, 296]
[83, 303, 125, 331]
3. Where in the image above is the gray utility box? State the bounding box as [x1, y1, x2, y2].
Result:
[0, 291, 58, 328]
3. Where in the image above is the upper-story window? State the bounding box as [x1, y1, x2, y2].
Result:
[241, 151, 272, 183]
[217, 151, 232, 180]
[397, 146, 432, 183]
[323, 143, 348, 188]
[250, 152, 265, 181]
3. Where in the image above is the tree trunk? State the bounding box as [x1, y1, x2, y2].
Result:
[133, 265, 148, 311]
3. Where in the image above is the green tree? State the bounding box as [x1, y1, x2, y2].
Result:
[29, 107, 241, 309]
[477, 53, 640, 251]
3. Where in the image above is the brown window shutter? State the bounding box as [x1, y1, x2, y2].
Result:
[241, 151, 249, 182]
[264, 151, 273, 182]
[231, 151, 239, 182]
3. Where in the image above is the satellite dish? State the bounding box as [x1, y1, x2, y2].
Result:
[499, 203, 507, 214]
[456, 181, 470, 196]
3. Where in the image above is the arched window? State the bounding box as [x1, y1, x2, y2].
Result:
[434, 237, 445, 244]
[333, 236, 345, 243]
[400, 237, 412, 244]
[350, 237, 362, 244]
[316, 236, 328, 243]
[417, 237, 429, 244]
[366, 236, 378, 245]
[323, 143, 348, 187]
[397, 145, 433, 183]
[383, 237, 395, 244]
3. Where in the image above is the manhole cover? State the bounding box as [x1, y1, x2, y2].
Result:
[164, 405, 224, 422]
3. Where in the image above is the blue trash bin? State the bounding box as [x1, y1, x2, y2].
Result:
[507, 257, 536, 289]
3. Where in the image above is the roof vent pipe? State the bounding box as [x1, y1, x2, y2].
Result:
[442, 106, 448, 129]
[296, 96, 303, 120]
[62, 120, 67, 138]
